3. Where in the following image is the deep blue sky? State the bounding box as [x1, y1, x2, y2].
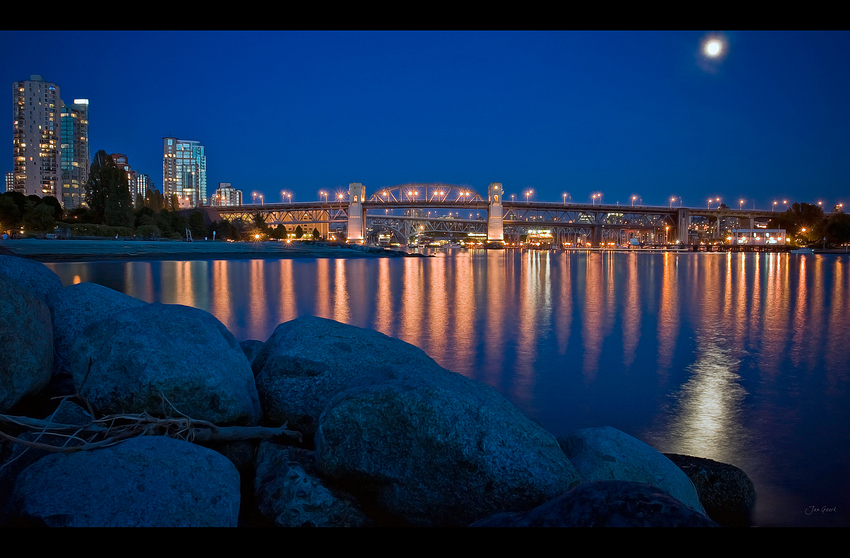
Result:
[3, 30, 848, 210]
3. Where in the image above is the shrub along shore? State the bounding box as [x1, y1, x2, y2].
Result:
[0, 253, 756, 527]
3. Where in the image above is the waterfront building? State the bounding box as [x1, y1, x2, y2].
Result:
[162, 137, 206, 208]
[211, 183, 242, 207]
[136, 172, 154, 201]
[60, 99, 89, 209]
[11, 75, 62, 199]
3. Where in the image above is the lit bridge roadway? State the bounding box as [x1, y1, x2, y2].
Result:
[211, 183, 781, 245]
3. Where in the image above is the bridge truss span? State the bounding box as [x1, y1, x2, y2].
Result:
[367, 183, 486, 205]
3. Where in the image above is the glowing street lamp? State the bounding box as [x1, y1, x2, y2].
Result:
[632, 195, 637, 207]
[670, 196, 676, 208]
[525, 189, 533, 204]
[773, 201, 777, 212]
[739, 199, 745, 210]
[320, 191, 328, 203]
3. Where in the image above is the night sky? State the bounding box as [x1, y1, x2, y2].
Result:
[3, 30, 848, 210]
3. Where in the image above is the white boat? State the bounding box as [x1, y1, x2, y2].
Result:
[790, 247, 814, 254]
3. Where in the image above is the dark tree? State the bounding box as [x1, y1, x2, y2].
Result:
[295, 225, 304, 239]
[22, 204, 55, 233]
[189, 210, 208, 239]
[85, 151, 134, 227]
[825, 213, 850, 245]
[312, 227, 320, 239]
[0, 194, 22, 231]
[39, 196, 64, 221]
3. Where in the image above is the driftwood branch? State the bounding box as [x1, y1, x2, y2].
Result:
[0, 412, 302, 454]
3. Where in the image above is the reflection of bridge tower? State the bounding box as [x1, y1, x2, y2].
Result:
[487, 182, 504, 244]
[347, 182, 366, 242]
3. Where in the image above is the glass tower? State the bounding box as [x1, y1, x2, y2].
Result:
[163, 137, 207, 208]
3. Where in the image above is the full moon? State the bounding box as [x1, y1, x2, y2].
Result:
[705, 39, 722, 57]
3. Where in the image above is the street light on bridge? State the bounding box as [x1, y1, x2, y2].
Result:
[525, 189, 533, 204]
[320, 191, 328, 203]
[739, 199, 745, 210]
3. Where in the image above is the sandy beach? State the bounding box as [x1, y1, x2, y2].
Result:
[0, 238, 413, 263]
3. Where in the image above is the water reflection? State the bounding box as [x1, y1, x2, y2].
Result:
[44, 251, 850, 526]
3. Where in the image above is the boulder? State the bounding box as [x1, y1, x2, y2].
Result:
[0, 255, 63, 304]
[239, 339, 265, 369]
[10, 435, 241, 527]
[664, 453, 757, 527]
[0, 275, 52, 413]
[254, 442, 371, 527]
[68, 303, 261, 425]
[558, 426, 706, 515]
[0, 400, 92, 524]
[471, 480, 719, 527]
[46, 282, 146, 379]
[315, 373, 580, 527]
[253, 316, 447, 436]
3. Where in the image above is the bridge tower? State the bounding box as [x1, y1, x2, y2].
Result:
[347, 182, 366, 243]
[487, 182, 504, 245]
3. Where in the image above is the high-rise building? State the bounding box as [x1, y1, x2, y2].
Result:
[12, 75, 62, 199]
[162, 137, 206, 208]
[211, 183, 242, 207]
[61, 99, 89, 209]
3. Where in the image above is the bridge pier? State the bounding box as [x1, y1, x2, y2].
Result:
[487, 182, 504, 245]
[677, 208, 690, 244]
[347, 182, 366, 243]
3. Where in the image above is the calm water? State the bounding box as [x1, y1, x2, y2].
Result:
[46, 250, 850, 527]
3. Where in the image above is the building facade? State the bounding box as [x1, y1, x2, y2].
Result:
[162, 137, 206, 208]
[11, 75, 62, 199]
[211, 183, 242, 207]
[61, 99, 89, 209]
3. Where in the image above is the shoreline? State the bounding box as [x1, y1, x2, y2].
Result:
[0, 238, 417, 263]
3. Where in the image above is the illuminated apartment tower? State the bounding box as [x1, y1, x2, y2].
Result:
[60, 99, 89, 209]
[12, 75, 62, 198]
[212, 183, 242, 207]
[162, 137, 207, 208]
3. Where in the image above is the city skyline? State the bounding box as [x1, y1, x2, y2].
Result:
[3, 30, 848, 210]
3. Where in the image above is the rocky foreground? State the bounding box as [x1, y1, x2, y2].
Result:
[0, 254, 756, 527]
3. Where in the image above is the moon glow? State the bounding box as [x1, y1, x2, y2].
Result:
[705, 39, 722, 57]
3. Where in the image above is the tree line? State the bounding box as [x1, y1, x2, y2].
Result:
[0, 150, 320, 242]
[768, 202, 850, 247]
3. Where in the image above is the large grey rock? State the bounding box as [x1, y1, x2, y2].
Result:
[10, 435, 241, 527]
[316, 372, 580, 527]
[253, 316, 447, 436]
[0, 255, 63, 304]
[558, 426, 706, 515]
[665, 453, 757, 527]
[471, 480, 719, 527]
[239, 339, 265, 369]
[68, 303, 261, 425]
[254, 442, 370, 527]
[0, 275, 52, 413]
[0, 400, 92, 523]
[46, 282, 146, 379]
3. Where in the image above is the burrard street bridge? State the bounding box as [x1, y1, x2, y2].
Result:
[211, 182, 780, 246]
